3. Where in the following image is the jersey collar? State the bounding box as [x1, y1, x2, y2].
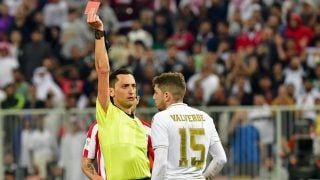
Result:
[167, 102, 187, 109]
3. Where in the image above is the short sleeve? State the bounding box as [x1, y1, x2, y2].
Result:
[83, 123, 98, 159]
[151, 113, 169, 149]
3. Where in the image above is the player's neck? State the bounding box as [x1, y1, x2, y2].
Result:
[166, 101, 184, 108]
[114, 102, 133, 114]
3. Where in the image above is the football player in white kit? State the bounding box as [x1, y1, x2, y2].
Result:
[151, 72, 227, 180]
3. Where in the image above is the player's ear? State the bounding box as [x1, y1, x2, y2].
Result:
[164, 92, 170, 101]
[109, 88, 115, 97]
[136, 96, 140, 104]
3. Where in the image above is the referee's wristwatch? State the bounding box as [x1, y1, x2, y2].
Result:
[95, 30, 105, 39]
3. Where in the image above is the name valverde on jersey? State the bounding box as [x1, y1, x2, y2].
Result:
[152, 103, 220, 179]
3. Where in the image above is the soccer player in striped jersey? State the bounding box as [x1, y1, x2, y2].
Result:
[151, 72, 227, 180]
[81, 97, 154, 179]
[87, 11, 151, 179]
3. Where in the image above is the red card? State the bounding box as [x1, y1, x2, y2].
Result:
[84, 1, 100, 14]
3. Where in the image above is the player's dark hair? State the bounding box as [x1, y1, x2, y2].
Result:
[109, 68, 134, 88]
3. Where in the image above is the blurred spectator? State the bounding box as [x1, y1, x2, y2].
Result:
[32, 67, 64, 107]
[58, 116, 86, 180]
[248, 94, 274, 159]
[272, 85, 295, 106]
[57, 66, 84, 97]
[184, 86, 205, 107]
[230, 75, 252, 105]
[266, 14, 282, 33]
[0, 41, 19, 88]
[154, 0, 176, 14]
[43, 0, 68, 28]
[177, 1, 200, 35]
[98, 0, 120, 33]
[12, 68, 29, 98]
[235, 17, 263, 51]
[1, 83, 25, 109]
[207, 85, 227, 106]
[228, 7, 242, 36]
[8, 5, 32, 44]
[271, 63, 285, 96]
[229, 110, 260, 178]
[30, 11, 46, 36]
[296, 77, 318, 122]
[8, 30, 23, 59]
[128, 19, 153, 48]
[187, 52, 219, 104]
[207, 20, 235, 52]
[108, 33, 130, 69]
[190, 41, 205, 73]
[29, 116, 58, 179]
[256, 26, 278, 72]
[60, 7, 92, 60]
[179, 0, 204, 16]
[207, 0, 228, 33]
[284, 56, 305, 98]
[181, 54, 195, 81]
[151, 11, 173, 49]
[0, 3, 14, 35]
[170, 16, 194, 51]
[139, 8, 153, 34]
[217, 95, 241, 147]
[45, 26, 62, 61]
[299, 0, 317, 28]
[109, 0, 153, 33]
[20, 28, 52, 80]
[24, 84, 45, 109]
[196, 20, 213, 50]
[312, 64, 320, 92]
[3, 0, 22, 16]
[284, 13, 314, 55]
[161, 40, 186, 73]
[257, 75, 273, 104]
[14, 118, 33, 178]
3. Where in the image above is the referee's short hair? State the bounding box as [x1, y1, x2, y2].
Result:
[109, 68, 134, 88]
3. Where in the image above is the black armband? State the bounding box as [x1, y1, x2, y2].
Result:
[95, 30, 111, 52]
[94, 30, 104, 39]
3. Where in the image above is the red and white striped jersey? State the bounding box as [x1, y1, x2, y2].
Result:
[83, 120, 154, 180]
[83, 122, 106, 179]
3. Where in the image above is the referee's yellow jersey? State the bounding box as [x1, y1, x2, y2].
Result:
[96, 100, 151, 180]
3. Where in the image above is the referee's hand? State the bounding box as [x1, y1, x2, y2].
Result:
[87, 10, 103, 31]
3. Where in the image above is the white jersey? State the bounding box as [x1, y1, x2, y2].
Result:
[152, 103, 220, 179]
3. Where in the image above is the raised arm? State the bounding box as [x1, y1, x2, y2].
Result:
[87, 10, 110, 111]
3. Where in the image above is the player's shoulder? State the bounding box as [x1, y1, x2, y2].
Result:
[152, 110, 170, 125]
[189, 106, 214, 120]
[87, 122, 99, 136]
[139, 119, 151, 128]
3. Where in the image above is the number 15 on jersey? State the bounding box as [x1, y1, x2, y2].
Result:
[179, 128, 205, 169]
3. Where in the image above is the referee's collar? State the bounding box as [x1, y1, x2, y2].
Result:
[167, 102, 186, 109]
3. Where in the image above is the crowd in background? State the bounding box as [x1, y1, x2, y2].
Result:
[2, 0, 320, 179]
